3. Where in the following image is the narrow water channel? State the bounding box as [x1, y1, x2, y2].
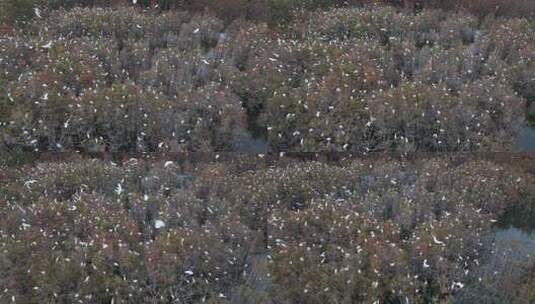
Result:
[518, 126, 535, 152]
[491, 187, 535, 280]
[456, 207, 535, 303]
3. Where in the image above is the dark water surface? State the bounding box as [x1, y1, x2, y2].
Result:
[519, 126, 535, 152]
[495, 202, 535, 257]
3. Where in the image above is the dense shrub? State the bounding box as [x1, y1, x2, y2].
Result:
[0, 0, 37, 26]
[2, 0, 535, 28]
[453, 0, 535, 18]
[232, 6, 532, 151]
[229, 158, 534, 303]
[2, 6, 534, 153]
[1, 2, 535, 303]
[1, 8, 248, 153]
[1, 79, 245, 152]
[1, 157, 534, 303]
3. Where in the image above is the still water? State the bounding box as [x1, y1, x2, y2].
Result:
[494, 201, 535, 262]
[519, 126, 535, 151]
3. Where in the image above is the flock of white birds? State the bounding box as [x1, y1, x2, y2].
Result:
[1, 5, 533, 153]
[1, 156, 533, 303]
[0, 3, 534, 304]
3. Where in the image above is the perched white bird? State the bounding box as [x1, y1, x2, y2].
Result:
[114, 183, 123, 195]
[164, 161, 173, 168]
[184, 270, 194, 275]
[423, 259, 430, 268]
[154, 219, 166, 229]
[432, 235, 445, 246]
[24, 180, 37, 189]
[193, 28, 200, 34]
[41, 41, 53, 49]
[34, 8, 42, 18]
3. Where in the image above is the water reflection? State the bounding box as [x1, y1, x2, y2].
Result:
[518, 126, 535, 152]
[493, 227, 535, 261]
[456, 218, 535, 303]
[494, 205, 535, 262]
[232, 131, 270, 153]
[499, 205, 535, 234]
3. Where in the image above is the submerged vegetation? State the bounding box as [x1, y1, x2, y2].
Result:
[1, 0, 534, 303]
